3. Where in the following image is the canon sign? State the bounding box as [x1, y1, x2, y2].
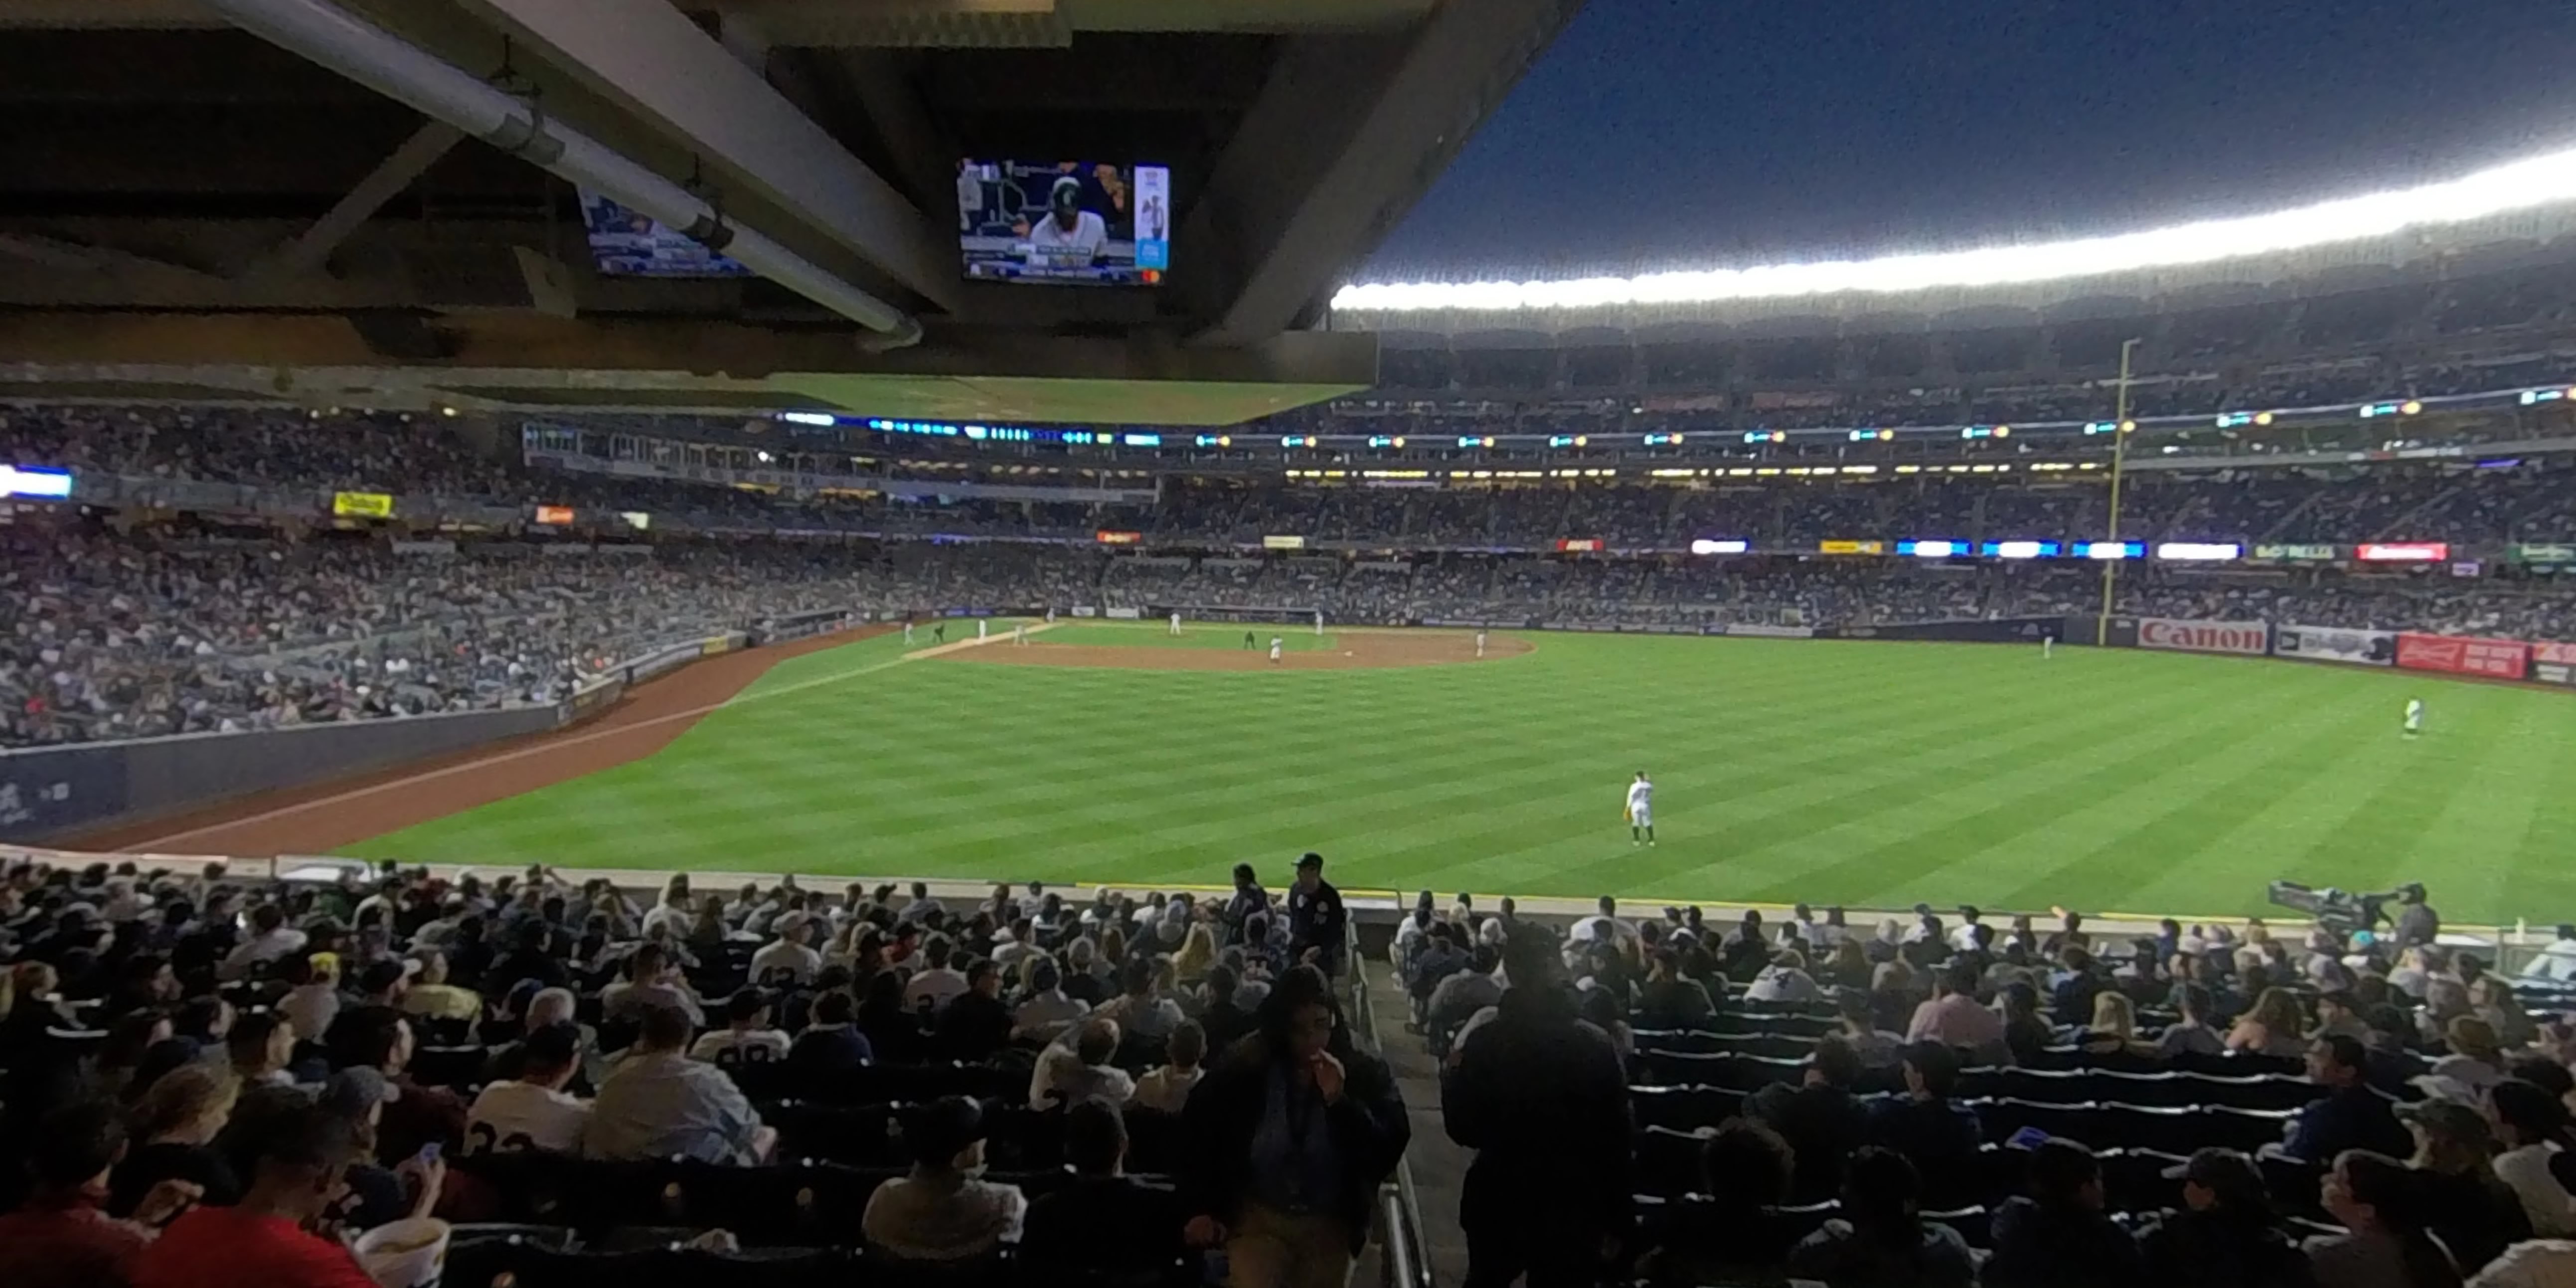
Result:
[2137, 618, 2271, 655]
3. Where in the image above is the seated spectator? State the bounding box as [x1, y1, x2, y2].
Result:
[1095, 955, 1185, 1041]
[2160, 981, 2228, 1058]
[856, 968, 928, 1063]
[1785, 1145, 1975, 1288]
[1637, 1120, 1797, 1286]
[1132, 1019, 1208, 1114]
[224, 1012, 297, 1091]
[1425, 944, 1505, 1050]
[326, 1006, 463, 1165]
[1012, 957, 1090, 1044]
[786, 989, 873, 1075]
[0, 1100, 203, 1288]
[2402, 1099, 2533, 1275]
[902, 936, 969, 1014]
[1998, 980, 2053, 1064]
[584, 1004, 773, 1164]
[2076, 991, 2160, 1059]
[1983, 1137, 2146, 1288]
[130, 1105, 403, 1288]
[1867, 1042, 1983, 1182]
[598, 943, 703, 1026]
[1749, 1033, 1873, 1205]
[2231, 987, 2313, 1059]
[465, 1021, 589, 1155]
[1904, 961, 2003, 1054]
[2488, 1079, 2576, 1237]
[2287, 1036, 2415, 1164]
[861, 1095, 1027, 1262]
[2134, 1147, 2312, 1288]
[2423, 1017, 2510, 1102]
[749, 912, 821, 986]
[2308, 1150, 2465, 1288]
[936, 958, 1014, 1061]
[1020, 1100, 1187, 1269]
[483, 987, 594, 1087]
[110, 1064, 241, 1217]
[215, 905, 305, 982]
[1637, 945, 1717, 1024]
[688, 988, 790, 1066]
[1031, 1018, 1135, 1111]
[396, 951, 481, 1023]
[1833, 989, 1904, 1068]
[275, 959, 338, 1047]
[1745, 949, 1821, 1005]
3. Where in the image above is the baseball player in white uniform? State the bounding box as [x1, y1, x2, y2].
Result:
[2404, 697, 2424, 738]
[1476, 630, 1488, 658]
[1269, 636, 1285, 664]
[1625, 771, 1655, 846]
[904, 621, 915, 645]
[1170, 612, 1183, 637]
[1013, 623, 1027, 646]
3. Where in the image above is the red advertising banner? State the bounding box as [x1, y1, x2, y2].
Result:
[2533, 642, 2576, 686]
[534, 504, 576, 526]
[1095, 530, 1142, 545]
[1556, 538, 1605, 553]
[2395, 633, 2529, 679]
[2356, 542, 2451, 562]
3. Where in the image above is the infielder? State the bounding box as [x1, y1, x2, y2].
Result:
[903, 620, 915, 645]
[978, 620, 988, 641]
[1170, 611, 1183, 637]
[1625, 771, 1655, 846]
[1475, 630, 1488, 658]
[2404, 697, 2424, 738]
[1013, 623, 1027, 646]
[1269, 636, 1285, 664]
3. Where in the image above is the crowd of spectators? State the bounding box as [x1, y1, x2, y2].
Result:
[1410, 884, 2576, 1288]
[0, 852, 1401, 1288]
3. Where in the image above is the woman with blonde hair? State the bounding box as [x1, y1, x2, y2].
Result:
[2227, 987, 2310, 1058]
[111, 1063, 243, 1216]
[1173, 923, 1217, 984]
[2078, 991, 2157, 1058]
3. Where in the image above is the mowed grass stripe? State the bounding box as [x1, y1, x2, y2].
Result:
[348, 633, 2576, 923]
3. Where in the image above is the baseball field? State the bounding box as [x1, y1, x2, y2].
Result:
[299, 621, 2576, 925]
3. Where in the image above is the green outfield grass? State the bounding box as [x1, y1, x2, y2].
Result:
[346, 630, 2576, 924]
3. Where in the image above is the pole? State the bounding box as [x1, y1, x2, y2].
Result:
[2095, 337, 2141, 646]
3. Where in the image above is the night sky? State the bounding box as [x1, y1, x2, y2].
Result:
[1362, 0, 2576, 280]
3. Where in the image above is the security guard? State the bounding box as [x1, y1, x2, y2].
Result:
[1287, 851, 1346, 977]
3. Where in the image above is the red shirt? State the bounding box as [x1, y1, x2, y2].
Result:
[0, 1198, 151, 1288]
[130, 1206, 377, 1288]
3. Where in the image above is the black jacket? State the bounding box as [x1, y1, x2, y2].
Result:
[1444, 984, 1633, 1238]
[1981, 1196, 2147, 1288]
[1287, 880, 1347, 975]
[2136, 1208, 2317, 1288]
[1748, 1079, 1872, 1205]
[1180, 1032, 1408, 1251]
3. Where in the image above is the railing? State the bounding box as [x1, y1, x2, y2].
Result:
[1346, 924, 1437, 1288]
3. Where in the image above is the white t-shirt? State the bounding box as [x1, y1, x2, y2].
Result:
[1131, 1065, 1204, 1115]
[750, 940, 821, 984]
[1625, 780, 1653, 817]
[690, 1028, 792, 1064]
[905, 967, 970, 1013]
[467, 1080, 592, 1155]
[1026, 210, 1108, 270]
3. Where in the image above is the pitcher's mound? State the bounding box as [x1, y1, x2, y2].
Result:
[939, 630, 1532, 671]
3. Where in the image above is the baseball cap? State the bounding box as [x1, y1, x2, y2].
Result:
[1296, 852, 1324, 871]
[1049, 176, 1082, 210]
[2160, 1145, 2261, 1188]
[2396, 1098, 2495, 1149]
[319, 1066, 393, 1118]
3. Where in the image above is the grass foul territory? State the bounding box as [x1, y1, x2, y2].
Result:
[347, 629, 2576, 924]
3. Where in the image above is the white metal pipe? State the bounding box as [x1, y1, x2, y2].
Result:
[199, 0, 923, 345]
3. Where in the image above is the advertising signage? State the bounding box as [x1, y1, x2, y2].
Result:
[2253, 544, 2340, 562]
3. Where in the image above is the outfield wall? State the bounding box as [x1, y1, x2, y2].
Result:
[0, 628, 761, 844]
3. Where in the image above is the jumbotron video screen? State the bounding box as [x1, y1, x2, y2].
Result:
[957, 160, 1170, 286]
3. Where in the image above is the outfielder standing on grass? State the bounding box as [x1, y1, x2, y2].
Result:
[904, 620, 915, 645]
[1625, 771, 1655, 846]
[1170, 611, 1183, 637]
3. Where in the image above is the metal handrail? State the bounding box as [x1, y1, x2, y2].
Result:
[1348, 925, 1437, 1288]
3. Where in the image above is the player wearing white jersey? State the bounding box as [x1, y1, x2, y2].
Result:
[1625, 771, 1655, 846]
[1170, 612, 1183, 637]
[1269, 636, 1285, 664]
[2404, 698, 2424, 737]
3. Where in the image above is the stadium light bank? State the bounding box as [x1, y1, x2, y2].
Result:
[1332, 147, 2576, 312]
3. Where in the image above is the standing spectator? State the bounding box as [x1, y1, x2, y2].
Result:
[1748, 1034, 1873, 1205]
[2308, 1150, 2464, 1288]
[465, 1022, 589, 1155]
[109, 1065, 240, 1216]
[861, 1096, 1026, 1262]
[2488, 1079, 2576, 1237]
[1983, 1138, 2147, 1288]
[786, 990, 873, 1076]
[1223, 864, 1270, 947]
[584, 1005, 772, 1164]
[1184, 966, 1407, 1288]
[130, 1107, 397, 1288]
[1784, 1146, 1975, 1288]
[2134, 1147, 2314, 1288]
[1866, 1043, 1984, 1189]
[2401, 1100, 2533, 1275]
[1446, 929, 1628, 1288]
[1285, 853, 1346, 977]
[0, 1100, 203, 1288]
[937, 959, 1015, 1061]
[1133, 1020, 1208, 1115]
[2288, 1036, 2415, 1164]
[688, 989, 790, 1066]
[1021, 1100, 1188, 1267]
[2392, 887, 2440, 956]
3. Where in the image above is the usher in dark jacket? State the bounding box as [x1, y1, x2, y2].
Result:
[1179, 1030, 1409, 1252]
